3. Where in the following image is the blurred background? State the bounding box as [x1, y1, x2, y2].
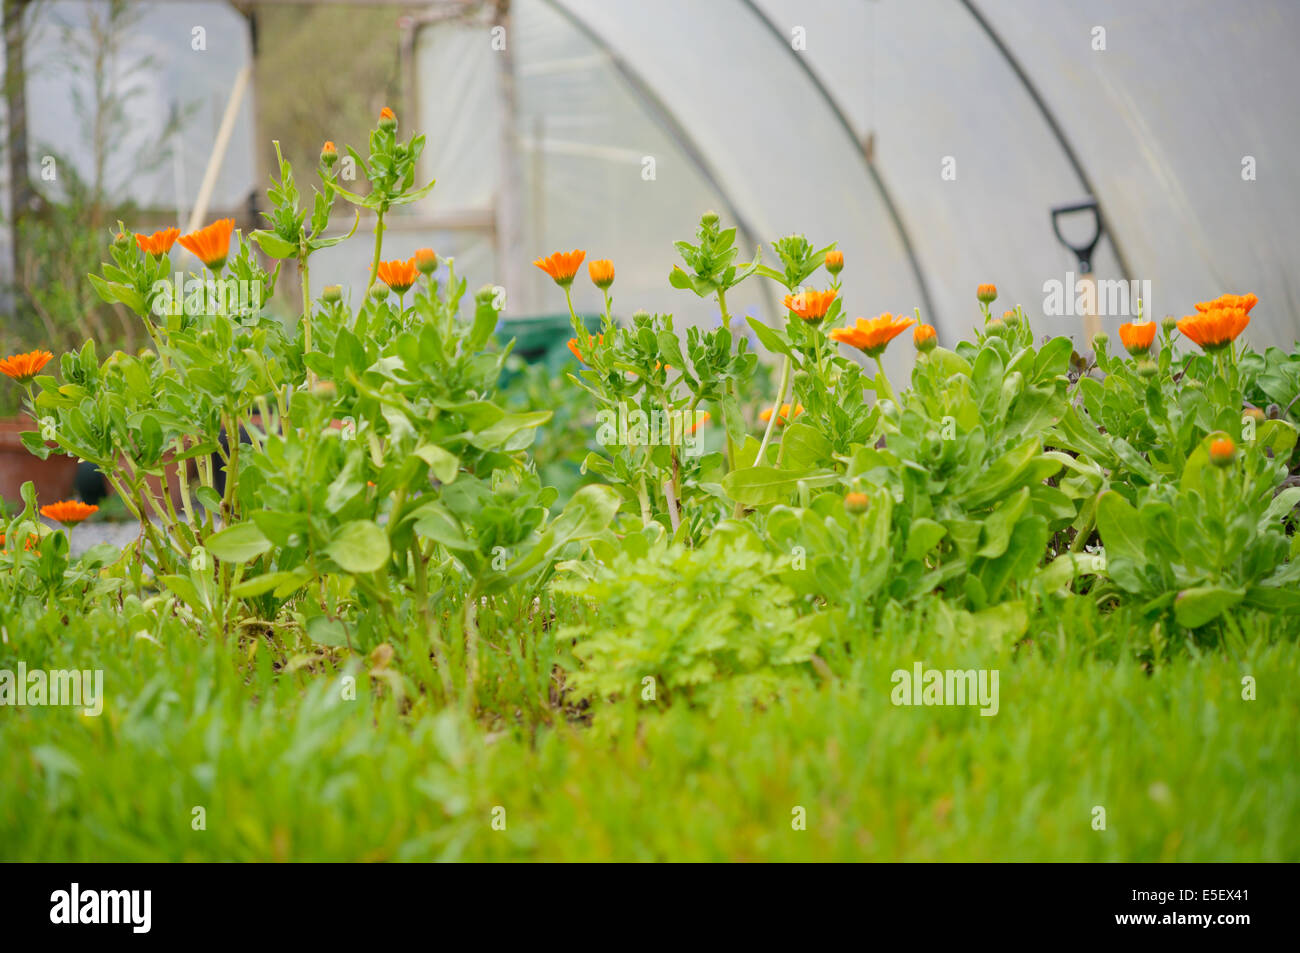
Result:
[2, 0, 1299, 394]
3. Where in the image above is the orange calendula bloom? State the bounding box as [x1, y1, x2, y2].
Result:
[824, 249, 844, 275]
[321, 141, 338, 165]
[913, 323, 937, 352]
[135, 227, 180, 256]
[588, 258, 615, 290]
[1209, 437, 1235, 467]
[759, 403, 804, 425]
[40, 500, 98, 526]
[413, 248, 438, 275]
[687, 411, 710, 434]
[783, 289, 838, 323]
[977, 283, 998, 304]
[0, 349, 54, 383]
[1117, 321, 1157, 356]
[377, 258, 420, 295]
[379, 107, 397, 125]
[0, 532, 40, 553]
[829, 313, 916, 358]
[567, 333, 603, 365]
[534, 249, 586, 286]
[178, 218, 235, 271]
[1195, 293, 1257, 314]
[1177, 307, 1250, 351]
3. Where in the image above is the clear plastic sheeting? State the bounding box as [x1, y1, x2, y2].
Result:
[411, 0, 1300, 371]
[15, 0, 257, 217]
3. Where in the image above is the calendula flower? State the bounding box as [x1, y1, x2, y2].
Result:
[913, 323, 937, 352]
[0, 349, 54, 383]
[533, 249, 585, 286]
[977, 283, 998, 305]
[40, 500, 98, 526]
[379, 106, 397, 129]
[844, 492, 869, 514]
[377, 258, 419, 295]
[0, 533, 40, 553]
[783, 289, 838, 323]
[829, 313, 916, 358]
[687, 411, 710, 434]
[135, 227, 179, 256]
[178, 218, 235, 271]
[1118, 321, 1157, 356]
[321, 141, 338, 165]
[759, 403, 803, 425]
[1177, 307, 1250, 351]
[1209, 437, 1235, 467]
[588, 258, 615, 290]
[824, 249, 844, 275]
[413, 248, 438, 275]
[1195, 293, 1257, 314]
[567, 333, 603, 365]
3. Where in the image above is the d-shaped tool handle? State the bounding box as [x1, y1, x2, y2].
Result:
[1050, 198, 1102, 273]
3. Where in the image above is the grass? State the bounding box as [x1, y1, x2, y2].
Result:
[2, 595, 1297, 862]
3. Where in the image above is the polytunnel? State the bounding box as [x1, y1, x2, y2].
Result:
[407, 0, 1300, 380]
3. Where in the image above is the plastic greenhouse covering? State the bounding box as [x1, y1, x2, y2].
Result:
[4, 0, 1298, 381]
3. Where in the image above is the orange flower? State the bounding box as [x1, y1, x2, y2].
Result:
[1177, 307, 1249, 351]
[1118, 321, 1157, 356]
[379, 107, 397, 126]
[413, 248, 438, 275]
[588, 258, 615, 290]
[40, 500, 98, 526]
[913, 323, 937, 352]
[567, 333, 603, 365]
[321, 141, 338, 165]
[844, 491, 869, 514]
[687, 411, 710, 434]
[977, 283, 998, 304]
[135, 227, 179, 256]
[1195, 293, 1257, 314]
[178, 218, 235, 270]
[824, 249, 844, 275]
[829, 313, 916, 358]
[0, 349, 54, 383]
[377, 258, 419, 295]
[534, 249, 585, 286]
[759, 403, 804, 425]
[1209, 437, 1235, 467]
[0, 532, 40, 553]
[783, 289, 838, 323]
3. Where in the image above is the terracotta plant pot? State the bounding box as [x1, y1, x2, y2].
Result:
[0, 415, 79, 508]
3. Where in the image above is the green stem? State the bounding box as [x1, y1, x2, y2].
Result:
[873, 355, 896, 405]
[756, 354, 792, 466]
[367, 207, 387, 290]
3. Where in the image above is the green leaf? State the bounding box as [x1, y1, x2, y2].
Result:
[779, 421, 832, 469]
[745, 316, 793, 357]
[414, 443, 460, 484]
[326, 520, 391, 574]
[721, 466, 838, 506]
[248, 229, 299, 260]
[1174, 586, 1244, 628]
[205, 522, 272, 564]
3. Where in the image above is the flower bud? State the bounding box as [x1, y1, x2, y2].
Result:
[320, 140, 338, 166]
[701, 210, 719, 227]
[322, 284, 342, 303]
[414, 248, 438, 275]
[845, 492, 869, 515]
[913, 323, 937, 352]
[369, 282, 389, 301]
[824, 249, 844, 276]
[1137, 360, 1158, 379]
[1209, 436, 1235, 467]
[378, 107, 397, 131]
[977, 283, 998, 305]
